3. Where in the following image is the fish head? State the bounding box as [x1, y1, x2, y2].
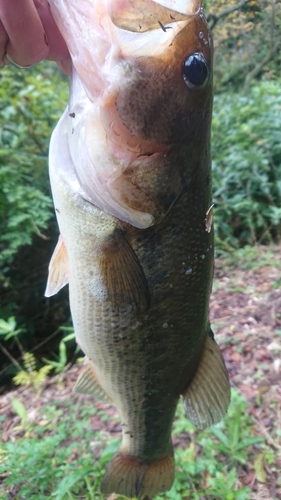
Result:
[111, 0, 212, 144]
[106, 0, 213, 224]
[50, 0, 213, 228]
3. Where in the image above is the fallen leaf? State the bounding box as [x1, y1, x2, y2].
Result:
[267, 342, 281, 351]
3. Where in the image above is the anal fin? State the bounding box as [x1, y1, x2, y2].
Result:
[182, 331, 230, 430]
[73, 358, 112, 403]
[45, 235, 69, 297]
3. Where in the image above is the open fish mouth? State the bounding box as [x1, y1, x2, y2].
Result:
[150, 0, 200, 13]
[109, 0, 202, 32]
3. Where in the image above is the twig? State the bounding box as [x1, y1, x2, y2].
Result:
[242, 0, 280, 94]
[242, 40, 280, 95]
[31, 219, 49, 240]
[257, 223, 274, 245]
[0, 343, 22, 371]
[0, 327, 62, 377]
[207, 0, 251, 30]
[252, 416, 281, 451]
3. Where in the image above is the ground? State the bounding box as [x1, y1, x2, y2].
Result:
[0, 245, 280, 499]
[210, 246, 281, 499]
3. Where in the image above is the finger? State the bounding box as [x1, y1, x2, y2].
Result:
[0, 0, 49, 66]
[35, 0, 70, 61]
[0, 19, 8, 67]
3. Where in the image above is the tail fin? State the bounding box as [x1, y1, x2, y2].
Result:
[101, 448, 174, 499]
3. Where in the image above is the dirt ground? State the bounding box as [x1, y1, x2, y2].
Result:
[1, 245, 281, 499]
[210, 247, 281, 499]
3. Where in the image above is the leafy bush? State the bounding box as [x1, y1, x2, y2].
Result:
[212, 80, 281, 249]
[0, 64, 68, 279]
[0, 64, 69, 375]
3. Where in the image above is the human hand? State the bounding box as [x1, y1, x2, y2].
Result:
[0, 0, 71, 73]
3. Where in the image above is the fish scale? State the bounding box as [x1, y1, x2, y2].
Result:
[46, 0, 230, 497]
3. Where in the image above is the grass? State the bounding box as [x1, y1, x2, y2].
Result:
[215, 244, 281, 272]
[1, 244, 280, 499]
[0, 388, 269, 500]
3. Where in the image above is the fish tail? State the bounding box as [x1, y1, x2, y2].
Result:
[101, 447, 174, 499]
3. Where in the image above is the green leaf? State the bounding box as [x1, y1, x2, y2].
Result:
[254, 453, 267, 483]
[211, 427, 230, 448]
[11, 398, 27, 424]
[62, 333, 75, 343]
[236, 436, 264, 450]
[100, 439, 121, 465]
[52, 467, 94, 499]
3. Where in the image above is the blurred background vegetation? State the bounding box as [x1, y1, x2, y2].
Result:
[0, 0, 280, 386]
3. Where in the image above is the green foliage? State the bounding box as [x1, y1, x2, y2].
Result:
[0, 389, 261, 499]
[214, 244, 281, 271]
[13, 352, 53, 395]
[10, 398, 34, 435]
[0, 316, 25, 340]
[0, 63, 69, 368]
[0, 401, 106, 500]
[42, 328, 77, 374]
[207, 0, 281, 94]
[212, 80, 281, 249]
[11, 398, 28, 427]
[209, 390, 264, 464]
[0, 63, 68, 278]
[0, 316, 53, 393]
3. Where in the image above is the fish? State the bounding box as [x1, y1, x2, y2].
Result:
[46, 0, 230, 498]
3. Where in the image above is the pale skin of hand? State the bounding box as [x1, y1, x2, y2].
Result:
[0, 0, 71, 73]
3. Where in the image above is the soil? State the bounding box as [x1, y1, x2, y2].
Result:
[0, 245, 281, 499]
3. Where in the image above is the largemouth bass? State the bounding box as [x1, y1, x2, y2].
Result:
[46, 0, 230, 497]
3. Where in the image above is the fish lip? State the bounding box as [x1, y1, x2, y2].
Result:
[153, 0, 203, 16]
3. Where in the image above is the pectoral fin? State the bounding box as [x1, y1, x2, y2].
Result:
[99, 232, 150, 312]
[73, 358, 112, 403]
[182, 331, 230, 429]
[45, 235, 69, 297]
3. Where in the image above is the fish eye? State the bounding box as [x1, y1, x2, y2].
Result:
[182, 53, 209, 89]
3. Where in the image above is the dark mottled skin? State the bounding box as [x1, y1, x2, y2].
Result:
[108, 11, 214, 459]
[118, 157, 213, 460]
[112, 13, 213, 227]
